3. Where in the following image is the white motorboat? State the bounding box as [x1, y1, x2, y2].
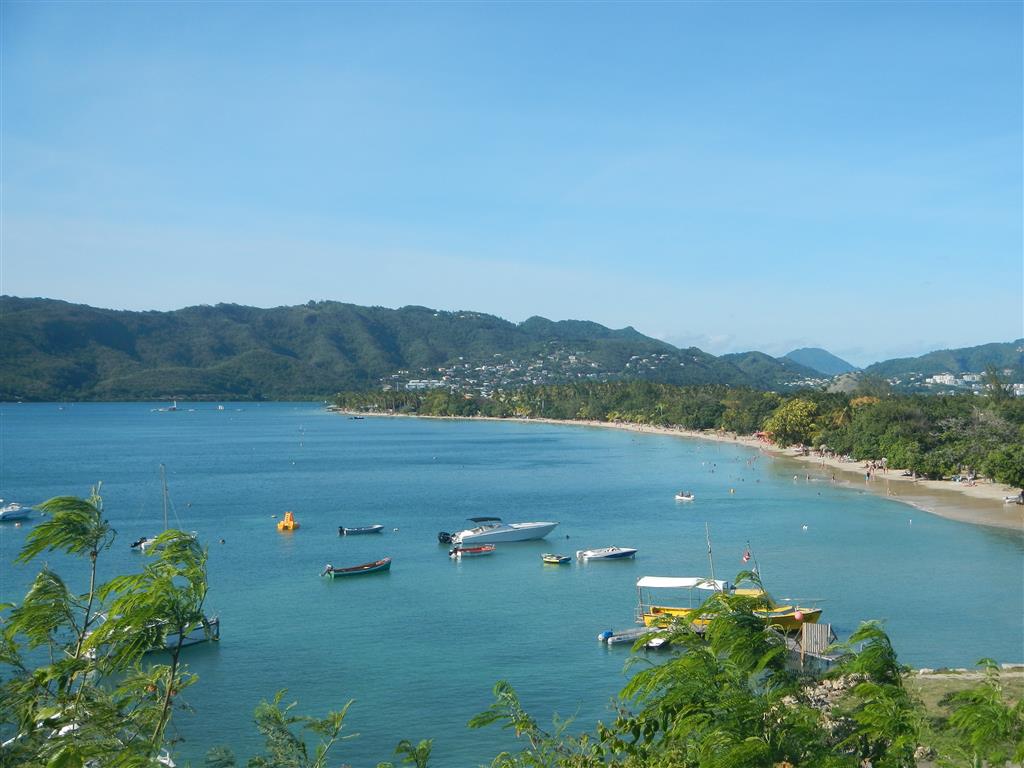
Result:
[441, 517, 559, 546]
[576, 546, 638, 561]
[0, 501, 32, 522]
[449, 544, 496, 559]
[674, 491, 695, 502]
[86, 613, 220, 655]
[163, 616, 220, 649]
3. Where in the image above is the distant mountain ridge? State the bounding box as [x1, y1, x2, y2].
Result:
[783, 347, 860, 376]
[1, 296, 1016, 400]
[863, 339, 1024, 380]
[0, 297, 813, 400]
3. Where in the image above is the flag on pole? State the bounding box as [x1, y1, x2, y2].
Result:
[742, 548, 751, 563]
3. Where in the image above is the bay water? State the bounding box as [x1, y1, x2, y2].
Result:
[1, 403, 1021, 766]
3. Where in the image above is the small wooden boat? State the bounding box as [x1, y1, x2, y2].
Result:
[339, 524, 384, 535]
[449, 544, 496, 559]
[576, 546, 637, 561]
[541, 553, 571, 564]
[277, 511, 299, 531]
[321, 558, 391, 577]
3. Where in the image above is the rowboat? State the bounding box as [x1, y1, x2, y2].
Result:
[321, 558, 392, 577]
[541, 553, 571, 564]
[576, 547, 637, 561]
[449, 545, 496, 559]
[339, 524, 384, 535]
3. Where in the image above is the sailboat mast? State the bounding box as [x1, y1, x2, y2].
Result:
[160, 463, 169, 530]
[705, 522, 715, 583]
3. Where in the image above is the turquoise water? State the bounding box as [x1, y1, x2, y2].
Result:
[1, 403, 1022, 766]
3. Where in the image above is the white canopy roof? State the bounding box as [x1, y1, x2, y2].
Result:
[636, 576, 731, 591]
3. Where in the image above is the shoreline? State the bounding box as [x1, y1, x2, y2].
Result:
[333, 409, 1024, 532]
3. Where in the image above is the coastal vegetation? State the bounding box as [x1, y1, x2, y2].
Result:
[2, 492, 1022, 766]
[334, 380, 1024, 489]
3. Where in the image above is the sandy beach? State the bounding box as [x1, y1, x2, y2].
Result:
[333, 409, 1024, 532]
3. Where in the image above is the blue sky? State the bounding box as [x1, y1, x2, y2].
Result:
[2, 1, 1021, 366]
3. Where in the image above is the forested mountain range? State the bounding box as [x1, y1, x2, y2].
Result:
[0, 296, 1017, 401]
[0, 297, 818, 400]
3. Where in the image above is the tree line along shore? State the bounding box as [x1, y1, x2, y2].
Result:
[333, 379, 1024, 495]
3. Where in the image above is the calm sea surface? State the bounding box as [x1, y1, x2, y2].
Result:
[1, 403, 1022, 766]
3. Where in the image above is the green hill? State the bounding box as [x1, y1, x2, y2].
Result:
[783, 347, 859, 376]
[0, 297, 815, 401]
[863, 340, 1024, 380]
[718, 351, 822, 388]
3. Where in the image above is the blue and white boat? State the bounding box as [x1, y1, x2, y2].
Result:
[576, 546, 637, 561]
[0, 501, 32, 522]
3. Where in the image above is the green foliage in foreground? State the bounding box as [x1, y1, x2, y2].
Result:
[335, 381, 1024, 487]
[2, 492, 1022, 768]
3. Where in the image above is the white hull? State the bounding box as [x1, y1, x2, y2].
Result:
[451, 521, 558, 545]
[0, 505, 31, 522]
[164, 617, 220, 649]
[576, 547, 637, 560]
[86, 615, 220, 657]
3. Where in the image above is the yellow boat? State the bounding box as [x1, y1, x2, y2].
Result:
[637, 577, 822, 632]
[636, 576, 731, 627]
[734, 587, 823, 631]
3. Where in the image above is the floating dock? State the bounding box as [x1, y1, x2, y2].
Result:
[597, 622, 840, 666]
